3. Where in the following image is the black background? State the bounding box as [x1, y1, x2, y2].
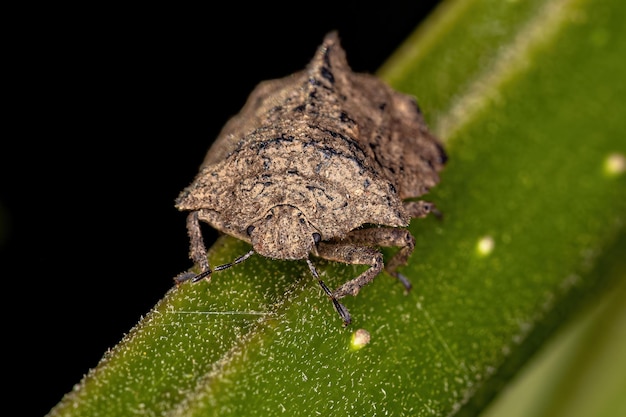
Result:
[3, 2, 442, 415]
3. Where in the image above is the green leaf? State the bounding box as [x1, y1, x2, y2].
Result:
[48, 0, 626, 416]
[480, 262, 626, 417]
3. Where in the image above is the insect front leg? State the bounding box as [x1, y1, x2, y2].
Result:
[187, 210, 211, 272]
[175, 211, 212, 284]
[315, 242, 384, 299]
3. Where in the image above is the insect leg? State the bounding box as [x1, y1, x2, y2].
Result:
[335, 227, 418, 292]
[213, 250, 255, 272]
[187, 211, 211, 273]
[307, 259, 352, 326]
[179, 250, 255, 284]
[174, 212, 212, 284]
[403, 200, 441, 219]
[315, 243, 384, 299]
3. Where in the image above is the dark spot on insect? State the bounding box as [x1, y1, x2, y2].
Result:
[331, 201, 348, 211]
[294, 104, 306, 112]
[271, 134, 294, 144]
[363, 178, 371, 188]
[389, 183, 397, 194]
[436, 142, 448, 164]
[265, 214, 273, 220]
[313, 232, 321, 244]
[306, 184, 335, 201]
[271, 105, 283, 113]
[254, 135, 295, 153]
[246, 225, 255, 235]
[340, 111, 355, 124]
[287, 169, 298, 174]
[424, 155, 436, 170]
[299, 217, 306, 225]
[320, 66, 334, 83]
[264, 181, 273, 186]
[322, 47, 332, 67]
[309, 89, 318, 99]
[378, 102, 387, 111]
[326, 129, 339, 138]
[315, 142, 369, 174]
[409, 97, 422, 114]
[368, 141, 386, 171]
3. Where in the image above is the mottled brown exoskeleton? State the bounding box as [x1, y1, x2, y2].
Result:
[175, 32, 446, 325]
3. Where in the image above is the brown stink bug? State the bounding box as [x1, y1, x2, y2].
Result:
[175, 32, 446, 325]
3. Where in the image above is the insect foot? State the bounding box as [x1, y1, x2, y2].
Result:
[174, 31, 446, 326]
[173, 270, 204, 285]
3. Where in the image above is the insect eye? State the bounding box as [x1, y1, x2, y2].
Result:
[246, 225, 255, 236]
[312, 232, 321, 244]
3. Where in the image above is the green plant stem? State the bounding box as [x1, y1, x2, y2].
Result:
[48, 0, 626, 416]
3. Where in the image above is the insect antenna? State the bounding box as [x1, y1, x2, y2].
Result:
[190, 250, 255, 283]
[306, 259, 352, 326]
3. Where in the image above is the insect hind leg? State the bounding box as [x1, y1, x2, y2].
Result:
[327, 226, 418, 292]
[315, 242, 384, 299]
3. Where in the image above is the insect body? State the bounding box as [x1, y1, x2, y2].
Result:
[175, 32, 446, 325]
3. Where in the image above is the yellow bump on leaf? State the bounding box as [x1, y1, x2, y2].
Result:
[350, 329, 371, 351]
[604, 153, 625, 177]
[477, 236, 495, 257]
